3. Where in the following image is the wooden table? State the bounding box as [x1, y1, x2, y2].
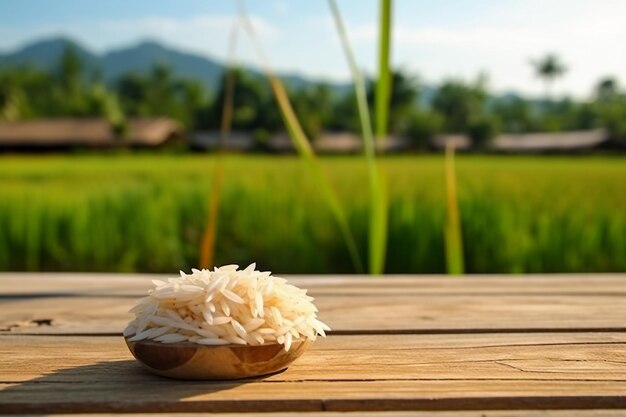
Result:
[1, 273, 626, 416]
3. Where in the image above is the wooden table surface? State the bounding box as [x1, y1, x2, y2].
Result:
[1, 273, 626, 416]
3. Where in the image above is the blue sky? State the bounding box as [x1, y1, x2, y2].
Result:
[1, 0, 625, 97]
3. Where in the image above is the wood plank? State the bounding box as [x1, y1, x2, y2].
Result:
[1, 334, 626, 413]
[1, 273, 625, 297]
[3, 334, 626, 383]
[2, 379, 626, 413]
[2, 293, 626, 334]
[2, 275, 625, 414]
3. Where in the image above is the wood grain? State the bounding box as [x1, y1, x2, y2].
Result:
[3, 379, 626, 413]
[1, 273, 625, 296]
[2, 293, 626, 334]
[2, 274, 626, 414]
[1, 334, 625, 382]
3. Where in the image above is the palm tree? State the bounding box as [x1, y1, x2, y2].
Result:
[532, 54, 567, 103]
[596, 77, 618, 102]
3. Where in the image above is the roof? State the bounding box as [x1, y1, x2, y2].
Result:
[189, 131, 255, 151]
[431, 130, 609, 152]
[0, 118, 183, 148]
[431, 134, 471, 150]
[315, 133, 362, 153]
[127, 118, 183, 146]
[494, 129, 608, 152]
[264, 132, 409, 154]
[268, 133, 294, 153]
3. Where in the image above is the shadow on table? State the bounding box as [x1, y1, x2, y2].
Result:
[1, 359, 275, 413]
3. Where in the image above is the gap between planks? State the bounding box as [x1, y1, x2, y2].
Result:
[29, 411, 626, 417]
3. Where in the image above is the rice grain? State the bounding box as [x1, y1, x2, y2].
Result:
[125, 264, 328, 351]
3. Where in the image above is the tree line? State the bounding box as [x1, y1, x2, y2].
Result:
[1, 47, 625, 147]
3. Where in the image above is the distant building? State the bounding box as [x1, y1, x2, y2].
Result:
[494, 129, 608, 153]
[269, 132, 410, 154]
[0, 118, 183, 150]
[431, 129, 610, 153]
[191, 131, 369, 154]
[268, 133, 294, 153]
[314, 132, 362, 153]
[189, 131, 256, 151]
[375, 135, 411, 153]
[267, 132, 296, 153]
[431, 134, 471, 151]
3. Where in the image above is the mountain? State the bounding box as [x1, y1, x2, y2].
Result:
[0, 37, 350, 93]
[0, 37, 478, 108]
[0, 37, 542, 108]
[0, 37, 99, 71]
[102, 40, 226, 87]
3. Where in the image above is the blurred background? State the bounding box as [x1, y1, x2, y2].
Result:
[0, 0, 624, 274]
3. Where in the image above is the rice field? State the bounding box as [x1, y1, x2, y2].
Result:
[0, 154, 624, 274]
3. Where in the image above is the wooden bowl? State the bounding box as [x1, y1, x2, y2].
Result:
[125, 337, 311, 380]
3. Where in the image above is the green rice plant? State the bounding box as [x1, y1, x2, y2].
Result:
[375, 0, 392, 143]
[444, 142, 465, 274]
[0, 155, 625, 274]
[327, 0, 388, 275]
[236, 0, 363, 272]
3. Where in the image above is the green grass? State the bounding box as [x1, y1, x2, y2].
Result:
[0, 154, 624, 274]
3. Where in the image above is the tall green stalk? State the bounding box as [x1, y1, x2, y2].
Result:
[444, 142, 464, 274]
[327, 0, 387, 275]
[237, 0, 363, 272]
[375, 0, 392, 143]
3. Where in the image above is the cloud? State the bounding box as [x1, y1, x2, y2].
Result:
[100, 15, 278, 40]
[341, 3, 626, 97]
[1, 1, 625, 97]
[94, 14, 281, 71]
[272, 0, 289, 15]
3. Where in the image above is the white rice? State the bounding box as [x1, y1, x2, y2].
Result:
[124, 264, 330, 351]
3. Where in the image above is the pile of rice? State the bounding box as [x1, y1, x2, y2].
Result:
[124, 264, 329, 351]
